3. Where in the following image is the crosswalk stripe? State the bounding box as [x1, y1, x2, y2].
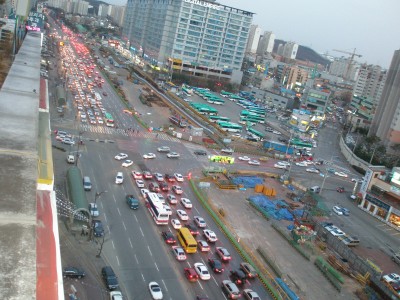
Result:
[77, 124, 181, 142]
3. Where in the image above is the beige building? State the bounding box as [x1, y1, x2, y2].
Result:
[369, 50, 400, 146]
[282, 65, 308, 87]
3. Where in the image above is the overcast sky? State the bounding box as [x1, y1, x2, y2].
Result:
[106, 0, 400, 68]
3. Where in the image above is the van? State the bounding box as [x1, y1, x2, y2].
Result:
[83, 176, 92, 191]
[101, 266, 119, 290]
[309, 186, 320, 193]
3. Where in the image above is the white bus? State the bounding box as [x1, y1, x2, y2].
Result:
[146, 192, 169, 225]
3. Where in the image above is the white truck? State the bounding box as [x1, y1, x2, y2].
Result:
[67, 154, 75, 164]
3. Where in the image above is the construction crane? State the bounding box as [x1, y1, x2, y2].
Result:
[332, 48, 362, 80]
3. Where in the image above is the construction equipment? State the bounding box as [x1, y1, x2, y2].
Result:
[332, 48, 362, 80]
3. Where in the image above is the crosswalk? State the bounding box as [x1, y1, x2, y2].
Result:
[78, 124, 181, 142]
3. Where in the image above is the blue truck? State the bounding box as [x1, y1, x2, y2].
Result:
[264, 141, 294, 154]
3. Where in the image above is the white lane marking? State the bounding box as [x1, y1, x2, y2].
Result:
[134, 215, 138, 222]
[129, 238, 133, 248]
[113, 194, 116, 203]
[134, 254, 139, 264]
[147, 245, 153, 256]
[111, 240, 115, 249]
[141, 273, 145, 282]
[122, 221, 127, 231]
[161, 279, 168, 292]
[197, 280, 203, 290]
[194, 207, 200, 214]
[221, 291, 228, 300]
[140, 227, 144, 237]
[104, 213, 108, 222]
[154, 262, 159, 271]
[116, 255, 120, 266]
[117, 207, 121, 216]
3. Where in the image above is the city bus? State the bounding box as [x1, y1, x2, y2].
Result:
[207, 96, 225, 105]
[240, 110, 264, 118]
[209, 155, 235, 164]
[209, 115, 230, 123]
[182, 87, 192, 96]
[177, 228, 197, 253]
[240, 115, 265, 124]
[104, 112, 115, 127]
[247, 127, 265, 141]
[229, 94, 245, 102]
[290, 138, 313, 149]
[217, 121, 243, 133]
[146, 192, 169, 225]
[190, 103, 218, 115]
[220, 90, 233, 98]
[248, 108, 266, 116]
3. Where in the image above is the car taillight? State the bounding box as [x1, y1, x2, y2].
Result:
[237, 280, 242, 284]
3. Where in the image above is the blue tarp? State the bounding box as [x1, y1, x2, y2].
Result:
[232, 176, 264, 188]
[249, 195, 294, 221]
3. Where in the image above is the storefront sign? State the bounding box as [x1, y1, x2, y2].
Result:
[184, 0, 223, 10]
[26, 12, 43, 32]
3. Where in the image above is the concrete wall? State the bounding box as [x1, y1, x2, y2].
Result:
[339, 135, 370, 171]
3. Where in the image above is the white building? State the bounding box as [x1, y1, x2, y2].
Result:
[329, 56, 359, 81]
[354, 64, 386, 101]
[98, 4, 109, 17]
[246, 24, 261, 54]
[256, 31, 275, 56]
[282, 41, 298, 60]
[108, 5, 125, 27]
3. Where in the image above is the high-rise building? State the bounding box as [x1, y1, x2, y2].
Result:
[256, 31, 275, 56]
[246, 24, 261, 54]
[282, 42, 298, 60]
[369, 50, 400, 146]
[122, 0, 254, 83]
[282, 65, 308, 87]
[353, 64, 386, 101]
[109, 5, 125, 27]
[301, 81, 331, 114]
[98, 4, 109, 17]
[329, 57, 359, 81]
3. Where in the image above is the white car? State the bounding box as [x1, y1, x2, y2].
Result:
[143, 153, 156, 159]
[171, 218, 181, 229]
[109, 291, 123, 300]
[167, 152, 180, 158]
[331, 229, 345, 237]
[167, 194, 178, 204]
[140, 188, 150, 198]
[332, 206, 343, 215]
[194, 216, 206, 228]
[203, 229, 218, 243]
[295, 161, 308, 167]
[177, 209, 189, 221]
[335, 171, 348, 178]
[132, 171, 142, 179]
[274, 163, 287, 169]
[174, 173, 184, 182]
[115, 153, 128, 160]
[306, 168, 320, 173]
[248, 160, 260, 166]
[122, 160, 134, 167]
[149, 281, 163, 300]
[172, 246, 186, 261]
[383, 273, 400, 283]
[243, 289, 260, 300]
[272, 130, 282, 135]
[88, 203, 99, 217]
[157, 146, 170, 152]
[135, 180, 145, 188]
[163, 205, 172, 215]
[351, 178, 363, 183]
[115, 172, 124, 184]
[221, 148, 234, 154]
[194, 262, 211, 280]
[156, 193, 166, 203]
[238, 156, 251, 161]
[181, 198, 192, 208]
[154, 173, 164, 182]
[172, 185, 183, 195]
[277, 161, 290, 166]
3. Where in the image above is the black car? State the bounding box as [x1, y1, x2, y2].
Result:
[102, 266, 119, 290]
[194, 150, 207, 156]
[160, 182, 170, 192]
[165, 174, 176, 182]
[63, 267, 85, 278]
[162, 231, 176, 244]
[92, 219, 104, 237]
[230, 269, 247, 285]
[246, 137, 258, 142]
[278, 137, 288, 143]
[185, 223, 200, 236]
[208, 258, 224, 273]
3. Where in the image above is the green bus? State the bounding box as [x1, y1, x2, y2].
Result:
[229, 94, 245, 102]
[207, 96, 225, 105]
[209, 115, 230, 123]
[247, 127, 265, 140]
[291, 138, 313, 149]
[240, 110, 264, 118]
[190, 103, 218, 115]
[104, 112, 114, 127]
[248, 108, 266, 116]
[217, 121, 243, 133]
[220, 90, 233, 98]
[240, 115, 265, 124]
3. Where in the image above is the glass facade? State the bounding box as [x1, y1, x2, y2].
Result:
[122, 0, 253, 76]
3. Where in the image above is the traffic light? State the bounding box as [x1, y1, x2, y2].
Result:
[188, 172, 192, 180]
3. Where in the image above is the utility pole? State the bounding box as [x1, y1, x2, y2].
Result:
[94, 190, 108, 204]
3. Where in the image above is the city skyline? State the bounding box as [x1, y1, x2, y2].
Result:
[104, 0, 400, 69]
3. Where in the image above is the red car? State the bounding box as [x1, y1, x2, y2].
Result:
[143, 171, 153, 179]
[160, 182, 170, 192]
[161, 231, 176, 244]
[184, 268, 199, 282]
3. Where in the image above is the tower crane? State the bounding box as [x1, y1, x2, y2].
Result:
[332, 48, 362, 80]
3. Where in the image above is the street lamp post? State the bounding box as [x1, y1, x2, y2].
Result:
[94, 190, 108, 204]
